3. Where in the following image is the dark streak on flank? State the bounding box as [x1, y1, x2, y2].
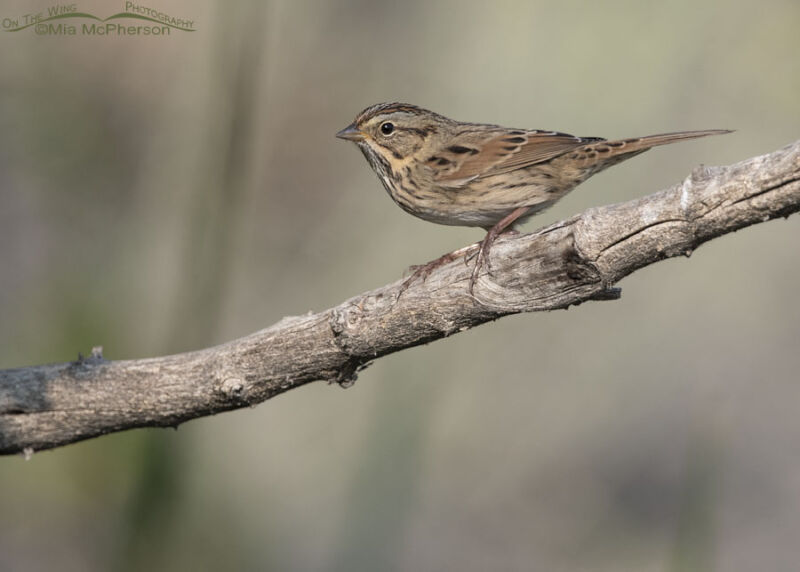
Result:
[448, 145, 478, 154]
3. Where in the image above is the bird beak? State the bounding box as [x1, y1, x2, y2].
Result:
[336, 124, 365, 142]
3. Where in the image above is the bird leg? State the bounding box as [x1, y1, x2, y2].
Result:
[469, 206, 532, 296]
[397, 206, 531, 299]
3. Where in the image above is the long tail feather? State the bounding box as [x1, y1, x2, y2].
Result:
[573, 129, 732, 171]
[600, 129, 732, 155]
[618, 129, 733, 151]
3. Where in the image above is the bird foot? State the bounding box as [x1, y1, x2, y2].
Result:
[468, 235, 497, 296]
[398, 245, 477, 298]
[467, 207, 531, 296]
[398, 252, 461, 297]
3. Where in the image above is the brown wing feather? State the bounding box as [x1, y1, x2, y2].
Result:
[434, 130, 602, 186]
[491, 132, 604, 174]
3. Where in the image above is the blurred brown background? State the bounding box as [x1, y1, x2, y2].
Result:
[1, 1, 799, 570]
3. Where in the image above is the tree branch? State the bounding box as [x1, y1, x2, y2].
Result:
[2, 140, 798, 455]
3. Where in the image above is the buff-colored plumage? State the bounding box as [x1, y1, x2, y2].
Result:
[337, 103, 730, 293]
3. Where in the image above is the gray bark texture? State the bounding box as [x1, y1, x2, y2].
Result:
[1, 140, 798, 455]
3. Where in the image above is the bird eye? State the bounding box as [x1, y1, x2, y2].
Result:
[380, 122, 395, 136]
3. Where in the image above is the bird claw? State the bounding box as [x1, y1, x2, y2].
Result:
[397, 250, 465, 298]
[398, 228, 508, 299]
[400, 264, 434, 293]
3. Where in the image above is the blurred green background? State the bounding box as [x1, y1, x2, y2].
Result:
[1, 1, 799, 570]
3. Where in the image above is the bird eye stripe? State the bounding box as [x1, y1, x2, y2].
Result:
[405, 127, 433, 138]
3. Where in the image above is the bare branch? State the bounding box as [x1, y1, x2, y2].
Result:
[2, 140, 798, 455]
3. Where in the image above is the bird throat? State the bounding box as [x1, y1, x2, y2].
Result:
[358, 143, 398, 197]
